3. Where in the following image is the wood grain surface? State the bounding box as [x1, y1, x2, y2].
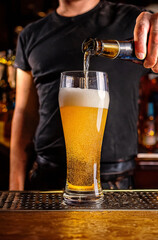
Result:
[0, 211, 158, 240]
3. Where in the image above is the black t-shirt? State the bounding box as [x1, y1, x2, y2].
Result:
[14, 0, 148, 174]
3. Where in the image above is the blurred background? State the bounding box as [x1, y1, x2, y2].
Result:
[0, 0, 158, 190]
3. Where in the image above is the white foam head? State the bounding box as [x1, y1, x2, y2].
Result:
[59, 88, 109, 109]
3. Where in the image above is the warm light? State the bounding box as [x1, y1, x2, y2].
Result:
[37, 11, 46, 17]
[0, 57, 7, 65]
[149, 130, 155, 136]
[149, 116, 154, 121]
[151, 78, 157, 84]
[14, 26, 23, 34]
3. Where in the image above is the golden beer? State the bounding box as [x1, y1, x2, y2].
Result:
[59, 87, 109, 198]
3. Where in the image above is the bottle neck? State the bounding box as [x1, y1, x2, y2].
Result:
[95, 40, 120, 58]
[82, 38, 143, 62]
[97, 40, 139, 61]
[118, 41, 135, 60]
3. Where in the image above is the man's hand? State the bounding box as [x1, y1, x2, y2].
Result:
[134, 12, 158, 73]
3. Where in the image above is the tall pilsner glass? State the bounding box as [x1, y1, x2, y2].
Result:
[59, 71, 109, 205]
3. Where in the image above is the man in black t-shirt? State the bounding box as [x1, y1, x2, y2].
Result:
[9, 0, 158, 190]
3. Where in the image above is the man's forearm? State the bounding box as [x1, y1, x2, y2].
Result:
[9, 153, 28, 191]
[9, 110, 36, 191]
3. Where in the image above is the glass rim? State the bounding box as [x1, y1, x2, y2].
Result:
[61, 70, 108, 76]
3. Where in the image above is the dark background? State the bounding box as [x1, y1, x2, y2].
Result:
[0, 0, 157, 50]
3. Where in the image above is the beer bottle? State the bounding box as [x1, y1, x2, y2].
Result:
[82, 38, 143, 62]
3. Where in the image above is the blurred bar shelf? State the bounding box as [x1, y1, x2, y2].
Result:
[135, 153, 158, 189]
[136, 153, 158, 168]
[137, 153, 158, 160]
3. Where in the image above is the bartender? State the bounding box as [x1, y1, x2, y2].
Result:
[9, 0, 158, 191]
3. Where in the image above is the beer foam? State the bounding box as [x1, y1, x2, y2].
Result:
[59, 88, 109, 109]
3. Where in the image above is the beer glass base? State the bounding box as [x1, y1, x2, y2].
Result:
[63, 190, 104, 206]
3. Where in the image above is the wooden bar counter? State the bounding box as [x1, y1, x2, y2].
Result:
[0, 190, 158, 240]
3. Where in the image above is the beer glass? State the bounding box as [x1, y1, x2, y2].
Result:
[59, 71, 109, 205]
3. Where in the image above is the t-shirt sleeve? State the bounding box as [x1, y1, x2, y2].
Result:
[14, 31, 32, 71]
